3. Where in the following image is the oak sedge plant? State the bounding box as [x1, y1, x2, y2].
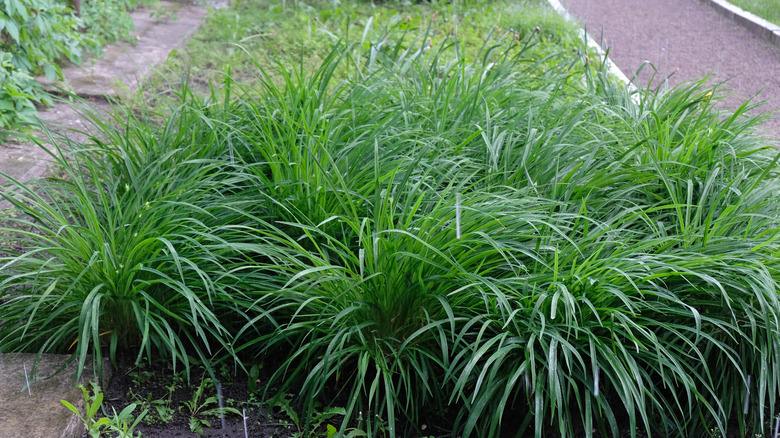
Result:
[3, 3, 780, 437]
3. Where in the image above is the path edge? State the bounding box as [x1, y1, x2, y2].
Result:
[545, 0, 634, 89]
[699, 0, 780, 46]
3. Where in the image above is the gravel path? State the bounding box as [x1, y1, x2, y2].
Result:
[560, 0, 780, 139]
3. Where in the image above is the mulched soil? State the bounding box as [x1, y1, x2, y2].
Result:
[561, 0, 780, 139]
[99, 355, 462, 438]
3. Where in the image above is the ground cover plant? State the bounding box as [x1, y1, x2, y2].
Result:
[3, 0, 780, 437]
[0, 0, 82, 132]
[0, 0, 157, 135]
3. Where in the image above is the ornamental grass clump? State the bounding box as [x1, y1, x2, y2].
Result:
[2, 10, 780, 438]
[0, 101, 251, 380]
[225, 33, 780, 436]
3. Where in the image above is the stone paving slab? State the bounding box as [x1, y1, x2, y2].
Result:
[0, 103, 108, 209]
[0, 354, 110, 438]
[0, 143, 52, 185]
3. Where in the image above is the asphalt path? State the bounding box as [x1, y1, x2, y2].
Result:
[561, 0, 780, 139]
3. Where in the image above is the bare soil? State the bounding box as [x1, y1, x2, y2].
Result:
[99, 358, 297, 438]
[97, 357, 752, 438]
[561, 0, 780, 139]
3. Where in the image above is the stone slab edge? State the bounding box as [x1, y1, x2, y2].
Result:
[699, 0, 780, 47]
[545, 0, 635, 90]
[0, 354, 113, 438]
[61, 359, 113, 438]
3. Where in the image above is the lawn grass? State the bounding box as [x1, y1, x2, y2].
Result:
[727, 0, 780, 25]
[3, 0, 780, 437]
[133, 0, 584, 105]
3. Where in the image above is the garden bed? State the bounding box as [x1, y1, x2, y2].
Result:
[3, 0, 780, 437]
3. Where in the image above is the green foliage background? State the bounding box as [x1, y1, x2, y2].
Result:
[0, 0, 81, 130]
[0, 0, 141, 134]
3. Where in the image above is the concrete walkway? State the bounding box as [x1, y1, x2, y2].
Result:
[561, 0, 780, 138]
[0, 3, 209, 437]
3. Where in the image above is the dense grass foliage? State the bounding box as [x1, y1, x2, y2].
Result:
[0, 102, 250, 379]
[3, 10, 780, 438]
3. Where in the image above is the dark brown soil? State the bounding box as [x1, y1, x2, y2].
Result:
[93, 354, 765, 437]
[561, 0, 780, 139]
[99, 359, 295, 438]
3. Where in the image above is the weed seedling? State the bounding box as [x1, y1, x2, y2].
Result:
[184, 377, 241, 434]
[62, 385, 110, 438]
[129, 390, 174, 425]
[62, 383, 147, 438]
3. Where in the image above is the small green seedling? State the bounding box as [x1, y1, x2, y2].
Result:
[61, 383, 147, 438]
[107, 403, 147, 438]
[184, 377, 241, 434]
[61, 385, 110, 438]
